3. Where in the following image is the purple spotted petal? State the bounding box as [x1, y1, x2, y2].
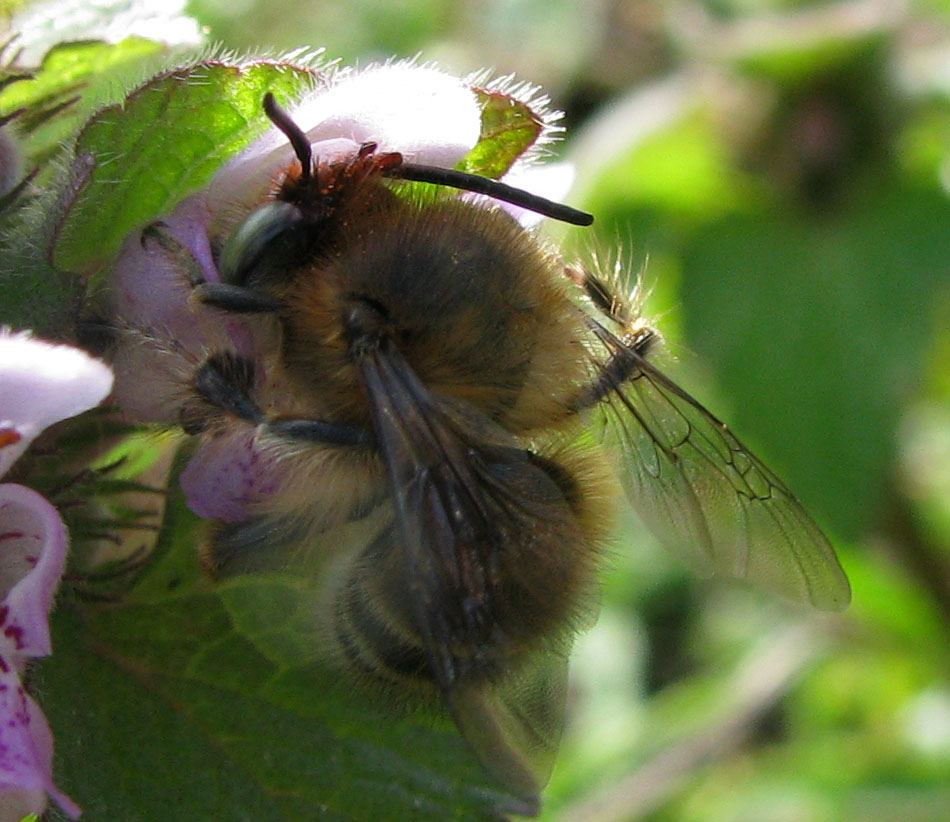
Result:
[0, 333, 110, 817]
[180, 428, 285, 523]
[0, 660, 81, 818]
[208, 63, 482, 215]
[0, 331, 113, 476]
[0, 485, 68, 657]
[0, 485, 77, 817]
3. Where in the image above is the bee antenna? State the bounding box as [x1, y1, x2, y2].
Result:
[392, 163, 594, 227]
[263, 93, 312, 185]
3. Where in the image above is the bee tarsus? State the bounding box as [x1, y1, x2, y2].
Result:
[140, 220, 208, 287]
[187, 353, 263, 430]
[266, 418, 372, 446]
[189, 351, 372, 446]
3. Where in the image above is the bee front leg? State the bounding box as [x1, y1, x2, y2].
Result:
[139, 220, 209, 287]
[141, 222, 285, 314]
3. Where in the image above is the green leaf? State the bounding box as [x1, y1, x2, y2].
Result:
[39, 469, 527, 820]
[458, 87, 544, 179]
[0, 38, 166, 170]
[52, 59, 318, 273]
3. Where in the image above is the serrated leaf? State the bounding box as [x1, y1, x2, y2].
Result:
[38, 469, 527, 820]
[458, 87, 544, 179]
[53, 60, 318, 273]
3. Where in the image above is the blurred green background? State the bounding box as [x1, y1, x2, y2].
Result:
[7, 0, 950, 819]
[189, 1, 950, 820]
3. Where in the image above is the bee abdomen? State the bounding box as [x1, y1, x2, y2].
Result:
[330, 568, 435, 689]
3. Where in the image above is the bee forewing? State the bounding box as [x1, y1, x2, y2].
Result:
[600, 354, 851, 610]
[354, 340, 602, 801]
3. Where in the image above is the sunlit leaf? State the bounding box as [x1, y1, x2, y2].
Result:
[53, 59, 319, 273]
[0, 38, 165, 168]
[458, 86, 545, 179]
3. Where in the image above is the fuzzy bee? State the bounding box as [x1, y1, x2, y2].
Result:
[108, 64, 850, 813]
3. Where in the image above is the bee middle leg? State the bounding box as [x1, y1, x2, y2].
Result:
[183, 351, 372, 446]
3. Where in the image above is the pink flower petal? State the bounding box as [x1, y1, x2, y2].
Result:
[111, 194, 219, 330]
[180, 427, 285, 523]
[0, 485, 68, 658]
[0, 332, 113, 477]
[208, 63, 482, 215]
[0, 657, 80, 818]
[110, 194, 256, 423]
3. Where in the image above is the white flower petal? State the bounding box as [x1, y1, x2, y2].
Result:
[0, 332, 113, 477]
[209, 63, 482, 216]
[296, 63, 481, 165]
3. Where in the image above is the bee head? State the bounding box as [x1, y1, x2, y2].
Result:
[218, 93, 592, 288]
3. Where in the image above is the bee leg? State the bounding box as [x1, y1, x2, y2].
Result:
[140, 221, 208, 287]
[186, 352, 263, 430]
[571, 334, 640, 411]
[184, 352, 371, 446]
[192, 282, 285, 314]
[563, 262, 661, 411]
[265, 418, 372, 446]
[140, 222, 285, 314]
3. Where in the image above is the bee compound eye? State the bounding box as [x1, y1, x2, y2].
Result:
[218, 200, 304, 285]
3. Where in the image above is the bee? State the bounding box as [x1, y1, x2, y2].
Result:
[110, 87, 850, 813]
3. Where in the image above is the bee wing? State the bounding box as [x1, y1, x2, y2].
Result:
[592, 335, 851, 610]
[358, 343, 584, 804]
[447, 648, 569, 817]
